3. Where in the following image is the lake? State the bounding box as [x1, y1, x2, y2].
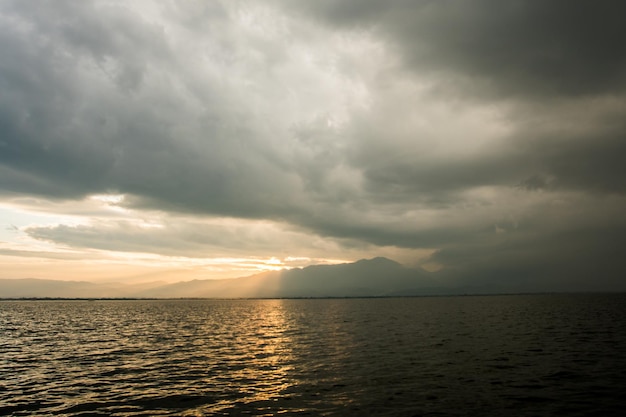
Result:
[1, 294, 625, 416]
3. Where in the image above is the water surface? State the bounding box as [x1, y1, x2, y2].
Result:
[1, 295, 625, 416]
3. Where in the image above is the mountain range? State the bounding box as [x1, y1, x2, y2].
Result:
[0, 257, 449, 298]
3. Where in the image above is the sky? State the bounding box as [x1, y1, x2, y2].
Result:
[1, 1, 625, 290]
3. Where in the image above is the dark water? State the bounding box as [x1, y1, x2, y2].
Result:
[1, 295, 625, 416]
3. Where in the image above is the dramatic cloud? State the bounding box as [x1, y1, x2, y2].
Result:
[287, 0, 626, 97]
[1, 0, 625, 290]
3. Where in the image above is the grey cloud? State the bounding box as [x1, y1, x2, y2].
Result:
[0, 1, 305, 215]
[509, 100, 626, 194]
[24, 218, 360, 260]
[355, 112, 626, 199]
[517, 174, 554, 192]
[536, 134, 626, 194]
[285, 0, 626, 98]
[282, 0, 626, 201]
[2, 1, 626, 290]
[25, 221, 284, 258]
[4, 0, 170, 91]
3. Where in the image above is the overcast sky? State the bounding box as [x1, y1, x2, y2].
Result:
[1, 1, 625, 290]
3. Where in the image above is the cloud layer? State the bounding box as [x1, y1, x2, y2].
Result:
[1, 0, 625, 289]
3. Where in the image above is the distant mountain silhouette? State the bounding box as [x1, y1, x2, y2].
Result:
[134, 257, 438, 298]
[0, 258, 443, 298]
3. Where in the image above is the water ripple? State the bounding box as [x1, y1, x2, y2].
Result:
[1, 295, 625, 416]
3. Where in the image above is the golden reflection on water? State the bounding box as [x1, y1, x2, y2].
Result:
[201, 299, 297, 414]
[242, 300, 294, 398]
[3, 297, 626, 416]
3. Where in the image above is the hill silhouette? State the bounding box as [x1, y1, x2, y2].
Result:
[0, 258, 440, 298]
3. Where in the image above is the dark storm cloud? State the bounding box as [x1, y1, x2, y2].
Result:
[282, 0, 626, 197]
[0, 0, 305, 218]
[522, 125, 626, 194]
[285, 0, 626, 98]
[352, 103, 626, 199]
[0, 0, 165, 196]
[1, 1, 626, 290]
